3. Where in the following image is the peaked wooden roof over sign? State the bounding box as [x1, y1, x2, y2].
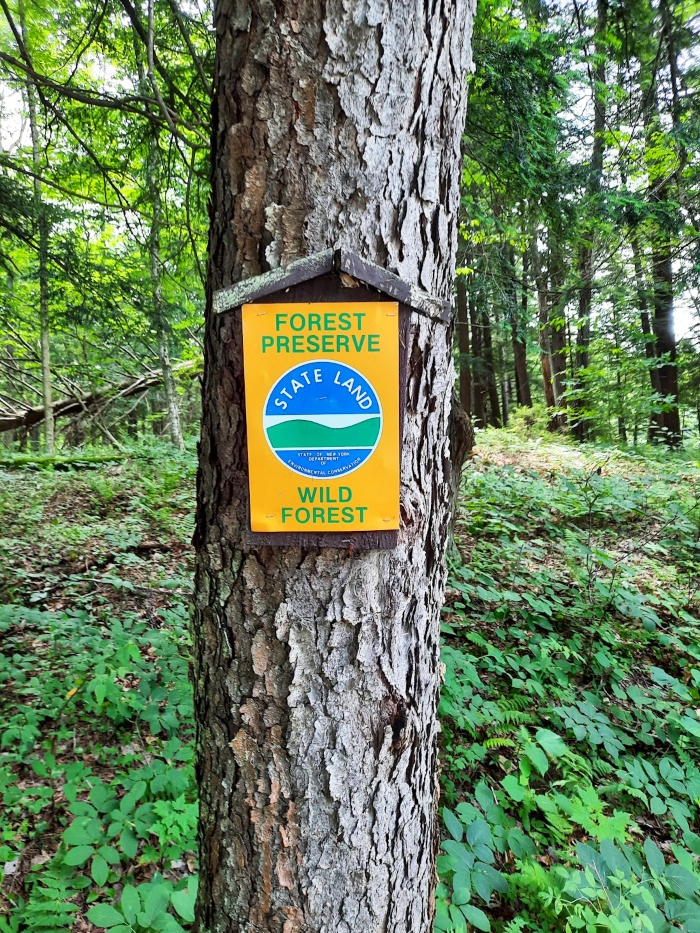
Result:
[212, 248, 452, 324]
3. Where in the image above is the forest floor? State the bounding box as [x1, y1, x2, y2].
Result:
[1, 429, 699, 932]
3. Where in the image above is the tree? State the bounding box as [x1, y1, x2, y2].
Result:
[193, 2, 476, 930]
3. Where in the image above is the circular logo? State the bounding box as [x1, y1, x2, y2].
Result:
[264, 359, 383, 478]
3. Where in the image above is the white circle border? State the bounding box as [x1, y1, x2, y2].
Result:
[262, 358, 384, 480]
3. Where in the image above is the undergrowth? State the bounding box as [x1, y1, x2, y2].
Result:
[2, 430, 700, 932]
[436, 430, 700, 932]
[0, 440, 197, 932]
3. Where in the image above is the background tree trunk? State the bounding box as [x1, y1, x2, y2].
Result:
[194, 2, 476, 931]
[456, 276, 472, 415]
[512, 245, 532, 407]
[20, 1, 54, 454]
[641, 31, 680, 445]
[573, 0, 607, 442]
[469, 290, 487, 427]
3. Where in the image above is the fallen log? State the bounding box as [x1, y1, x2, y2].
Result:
[0, 360, 201, 433]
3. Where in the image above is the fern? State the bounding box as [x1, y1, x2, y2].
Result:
[484, 736, 516, 749]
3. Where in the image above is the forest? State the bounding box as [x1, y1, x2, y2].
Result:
[1, 0, 700, 932]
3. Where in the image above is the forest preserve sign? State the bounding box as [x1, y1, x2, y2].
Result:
[242, 302, 399, 532]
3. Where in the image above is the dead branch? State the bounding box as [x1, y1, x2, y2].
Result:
[0, 359, 200, 433]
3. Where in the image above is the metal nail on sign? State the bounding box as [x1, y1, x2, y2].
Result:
[242, 302, 400, 533]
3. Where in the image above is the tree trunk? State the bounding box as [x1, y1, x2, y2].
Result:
[194, 2, 476, 931]
[456, 275, 472, 415]
[469, 290, 487, 428]
[149, 177, 185, 450]
[533, 237, 556, 412]
[548, 238, 567, 430]
[512, 246, 532, 407]
[134, 3, 186, 451]
[573, 0, 607, 442]
[20, 2, 54, 454]
[641, 29, 681, 445]
[481, 305, 502, 427]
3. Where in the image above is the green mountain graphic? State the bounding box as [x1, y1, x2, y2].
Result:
[267, 418, 381, 449]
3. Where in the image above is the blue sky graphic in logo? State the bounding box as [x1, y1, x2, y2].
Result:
[263, 360, 383, 478]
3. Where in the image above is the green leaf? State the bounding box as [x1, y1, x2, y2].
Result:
[467, 819, 493, 850]
[91, 854, 109, 886]
[665, 863, 698, 898]
[121, 884, 140, 925]
[142, 883, 172, 923]
[524, 744, 549, 776]
[171, 885, 196, 922]
[650, 796, 667, 815]
[474, 781, 493, 812]
[86, 904, 125, 928]
[64, 845, 95, 866]
[460, 904, 491, 931]
[442, 839, 476, 872]
[90, 784, 118, 813]
[643, 838, 665, 876]
[501, 774, 525, 802]
[63, 817, 103, 846]
[97, 845, 121, 865]
[443, 808, 463, 842]
[120, 826, 139, 860]
[535, 728, 567, 757]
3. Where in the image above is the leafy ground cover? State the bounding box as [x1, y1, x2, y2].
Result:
[436, 430, 700, 932]
[1, 430, 700, 931]
[0, 441, 198, 932]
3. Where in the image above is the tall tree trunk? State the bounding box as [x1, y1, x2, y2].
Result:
[641, 26, 680, 445]
[20, 3, 54, 454]
[134, 2, 185, 450]
[456, 275, 472, 415]
[512, 245, 532, 407]
[574, 0, 607, 442]
[534, 237, 556, 412]
[548, 238, 568, 430]
[630, 228, 664, 438]
[148, 160, 185, 450]
[469, 290, 487, 428]
[481, 305, 502, 427]
[194, 3, 476, 931]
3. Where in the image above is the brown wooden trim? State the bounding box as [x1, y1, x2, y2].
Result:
[337, 249, 451, 322]
[213, 248, 452, 323]
[244, 529, 399, 549]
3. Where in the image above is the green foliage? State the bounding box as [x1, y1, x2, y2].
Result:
[0, 444, 197, 929]
[436, 429, 700, 931]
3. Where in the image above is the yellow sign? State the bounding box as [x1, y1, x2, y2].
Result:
[242, 301, 399, 533]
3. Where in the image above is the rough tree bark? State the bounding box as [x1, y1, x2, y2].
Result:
[193, 2, 475, 932]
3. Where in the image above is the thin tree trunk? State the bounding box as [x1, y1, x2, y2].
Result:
[574, 0, 607, 442]
[194, 2, 476, 931]
[533, 237, 556, 413]
[481, 305, 502, 427]
[149, 177, 185, 450]
[641, 32, 681, 445]
[469, 290, 487, 428]
[456, 275, 472, 415]
[134, 1, 185, 451]
[512, 246, 532, 407]
[20, 3, 54, 454]
[548, 239, 568, 430]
